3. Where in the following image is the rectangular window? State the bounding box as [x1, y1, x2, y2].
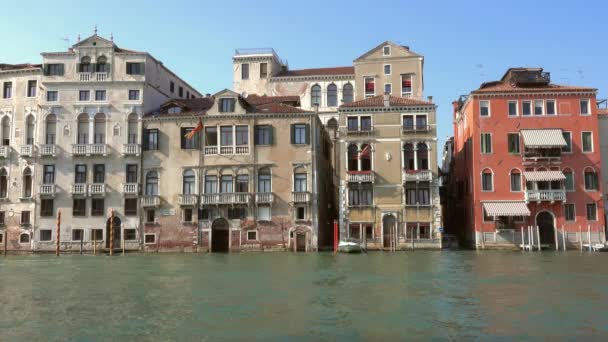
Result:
[93, 164, 105, 183]
[361, 116, 372, 131]
[401, 74, 412, 95]
[586, 203, 597, 221]
[522, 101, 531, 116]
[580, 99, 589, 115]
[186, 91, 190, 99]
[236, 175, 249, 192]
[45, 64, 64, 76]
[254, 125, 272, 145]
[73, 199, 86, 217]
[219, 98, 236, 113]
[79, 90, 90, 101]
[144, 129, 159, 150]
[0, 211, 4, 225]
[146, 210, 155, 223]
[247, 231, 257, 240]
[582, 132, 593, 152]
[383, 46, 391, 56]
[295, 206, 306, 220]
[294, 173, 307, 192]
[205, 127, 217, 146]
[220, 126, 233, 146]
[124, 229, 137, 241]
[479, 100, 490, 117]
[183, 208, 193, 222]
[95, 90, 106, 101]
[75, 164, 87, 184]
[402, 115, 414, 130]
[91, 198, 104, 216]
[510, 172, 521, 192]
[92, 229, 103, 241]
[47, 90, 58, 102]
[564, 171, 574, 191]
[565, 203, 576, 221]
[126, 164, 138, 183]
[125, 198, 138, 216]
[128, 90, 140, 100]
[72, 229, 84, 242]
[364, 77, 375, 97]
[534, 100, 544, 115]
[348, 188, 373, 206]
[347, 117, 359, 131]
[508, 101, 518, 116]
[41, 199, 54, 217]
[480, 133, 492, 154]
[384, 83, 392, 94]
[507, 133, 520, 154]
[584, 171, 598, 190]
[228, 207, 246, 219]
[482, 173, 493, 192]
[40, 230, 52, 242]
[205, 176, 218, 194]
[292, 124, 308, 145]
[546, 100, 556, 115]
[170, 81, 175, 93]
[27, 80, 37, 97]
[562, 132, 572, 153]
[235, 126, 248, 146]
[144, 234, 156, 244]
[241, 63, 249, 80]
[260, 63, 268, 78]
[220, 175, 233, 193]
[383, 64, 391, 75]
[178, 86, 183, 97]
[43, 165, 55, 184]
[180, 127, 198, 149]
[257, 205, 271, 221]
[3, 82, 12, 99]
[126, 62, 144, 75]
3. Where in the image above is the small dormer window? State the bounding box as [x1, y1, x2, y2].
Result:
[383, 46, 390, 56]
[219, 98, 236, 113]
[167, 106, 182, 114]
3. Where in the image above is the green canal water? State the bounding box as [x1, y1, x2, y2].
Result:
[1, 251, 608, 341]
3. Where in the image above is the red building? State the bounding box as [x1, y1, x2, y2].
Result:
[449, 68, 605, 249]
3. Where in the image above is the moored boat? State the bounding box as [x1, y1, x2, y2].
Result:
[338, 240, 363, 253]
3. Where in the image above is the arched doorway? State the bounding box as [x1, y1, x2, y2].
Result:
[383, 214, 397, 248]
[536, 211, 555, 246]
[106, 216, 122, 249]
[211, 218, 230, 252]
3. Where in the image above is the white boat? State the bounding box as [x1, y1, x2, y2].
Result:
[583, 243, 608, 252]
[338, 240, 363, 253]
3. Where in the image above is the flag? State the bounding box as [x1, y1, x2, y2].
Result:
[185, 119, 203, 140]
[358, 144, 371, 160]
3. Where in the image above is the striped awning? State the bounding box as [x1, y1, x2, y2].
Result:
[523, 171, 566, 182]
[520, 129, 567, 148]
[482, 201, 531, 217]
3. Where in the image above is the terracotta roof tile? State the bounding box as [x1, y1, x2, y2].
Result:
[340, 95, 434, 108]
[0, 63, 42, 71]
[598, 108, 608, 115]
[245, 94, 301, 106]
[473, 81, 595, 94]
[276, 66, 354, 77]
[253, 103, 310, 114]
[146, 97, 214, 118]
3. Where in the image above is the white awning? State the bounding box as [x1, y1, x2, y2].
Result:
[523, 171, 566, 182]
[482, 202, 531, 217]
[520, 129, 567, 148]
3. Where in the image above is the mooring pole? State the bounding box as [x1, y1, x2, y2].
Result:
[588, 225, 592, 252]
[554, 224, 558, 251]
[56, 210, 61, 257]
[520, 227, 524, 251]
[93, 232, 96, 255]
[122, 225, 125, 256]
[80, 235, 83, 255]
[579, 225, 583, 251]
[536, 225, 541, 251]
[109, 209, 114, 256]
[562, 225, 566, 251]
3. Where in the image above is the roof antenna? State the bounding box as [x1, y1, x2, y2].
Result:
[110, 32, 114, 42]
[77, 34, 81, 42]
[94, 25, 98, 35]
[61, 36, 70, 49]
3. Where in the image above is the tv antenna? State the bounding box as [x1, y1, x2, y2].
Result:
[61, 36, 70, 49]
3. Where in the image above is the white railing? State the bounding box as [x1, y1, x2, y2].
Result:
[71, 184, 87, 196]
[40, 144, 56, 157]
[79, 73, 91, 81]
[89, 183, 106, 195]
[344, 128, 374, 136]
[204, 146, 218, 155]
[123, 144, 141, 156]
[255, 192, 274, 203]
[201, 193, 250, 205]
[89, 144, 107, 155]
[235, 146, 249, 154]
[72, 144, 88, 156]
[292, 191, 311, 203]
[347, 171, 375, 183]
[95, 72, 108, 81]
[178, 194, 198, 206]
[0, 146, 8, 158]
[39, 184, 56, 196]
[526, 190, 566, 203]
[122, 183, 139, 195]
[142, 196, 160, 207]
[403, 169, 432, 182]
[20, 145, 33, 157]
[220, 146, 234, 155]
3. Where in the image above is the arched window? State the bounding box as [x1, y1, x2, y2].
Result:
[403, 143, 415, 171]
[23, 167, 32, 198]
[327, 84, 337, 107]
[0, 168, 7, 198]
[77, 113, 89, 144]
[326, 118, 338, 139]
[360, 144, 371, 171]
[584, 167, 599, 191]
[481, 169, 493, 192]
[96, 56, 108, 73]
[182, 169, 196, 195]
[1, 116, 10, 146]
[25, 115, 35, 145]
[20, 233, 30, 243]
[347, 144, 359, 171]
[258, 168, 271, 193]
[45, 114, 57, 145]
[236, 174, 249, 192]
[342, 83, 354, 104]
[145, 171, 159, 196]
[311, 85, 321, 107]
[127, 113, 138, 144]
[510, 169, 521, 192]
[94, 113, 106, 144]
[416, 143, 429, 170]
[79, 56, 91, 73]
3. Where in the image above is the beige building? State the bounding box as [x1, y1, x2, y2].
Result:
[0, 63, 41, 251]
[32, 33, 201, 252]
[141, 90, 334, 252]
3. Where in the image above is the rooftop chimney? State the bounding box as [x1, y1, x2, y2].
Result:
[383, 92, 390, 107]
[427, 96, 433, 102]
[205, 93, 211, 97]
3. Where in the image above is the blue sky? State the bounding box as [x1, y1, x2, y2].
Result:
[2, 0, 606, 152]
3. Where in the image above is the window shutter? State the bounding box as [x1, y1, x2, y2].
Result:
[90, 63, 96, 73]
[143, 130, 148, 150]
[254, 126, 259, 145]
[58, 64, 64, 76]
[76, 63, 81, 73]
[139, 63, 145, 74]
[305, 124, 310, 144]
[269, 125, 275, 145]
[180, 128, 186, 149]
[290, 124, 295, 144]
[43, 64, 49, 75]
[106, 63, 111, 73]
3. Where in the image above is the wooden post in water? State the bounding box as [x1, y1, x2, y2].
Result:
[554, 224, 558, 250]
[520, 227, 524, 251]
[56, 210, 61, 257]
[411, 226, 415, 250]
[528, 226, 532, 251]
[93, 232, 96, 255]
[578, 225, 582, 251]
[562, 225, 566, 251]
[536, 225, 540, 251]
[80, 235, 83, 255]
[3, 227, 7, 256]
[122, 225, 125, 256]
[588, 225, 592, 252]
[109, 209, 114, 256]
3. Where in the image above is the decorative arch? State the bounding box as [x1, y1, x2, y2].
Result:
[22, 167, 33, 198]
[342, 83, 354, 103]
[0, 167, 8, 198]
[416, 142, 429, 170]
[25, 114, 35, 145]
[311, 84, 322, 107]
[481, 168, 494, 192]
[258, 167, 272, 193]
[327, 83, 337, 107]
[182, 169, 196, 195]
[77, 113, 89, 144]
[93, 113, 106, 144]
[1, 116, 10, 145]
[403, 143, 415, 171]
[145, 170, 159, 196]
[347, 143, 359, 171]
[19, 233, 30, 244]
[509, 168, 522, 192]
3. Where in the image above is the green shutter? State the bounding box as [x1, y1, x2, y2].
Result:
[58, 64, 64, 76]
[139, 62, 145, 75]
[290, 124, 295, 144]
[305, 124, 310, 144]
[43, 65, 49, 76]
[269, 125, 275, 145]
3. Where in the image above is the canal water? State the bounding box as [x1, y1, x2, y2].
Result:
[1, 251, 607, 341]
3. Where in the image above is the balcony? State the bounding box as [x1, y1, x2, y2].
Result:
[204, 146, 218, 155]
[402, 125, 429, 134]
[525, 190, 566, 203]
[39, 184, 56, 197]
[71, 184, 87, 196]
[255, 192, 274, 204]
[79, 73, 91, 82]
[122, 183, 139, 195]
[123, 143, 141, 156]
[292, 191, 311, 203]
[95, 72, 108, 81]
[347, 170, 375, 183]
[178, 194, 198, 206]
[20, 145, 33, 157]
[72, 144, 107, 156]
[72, 144, 88, 156]
[344, 128, 374, 137]
[142, 195, 160, 207]
[200, 193, 251, 205]
[89, 144, 107, 156]
[89, 183, 106, 196]
[40, 144, 57, 157]
[0, 146, 9, 158]
[235, 146, 249, 154]
[403, 169, 432, 182]
[220, 146, 234, 155]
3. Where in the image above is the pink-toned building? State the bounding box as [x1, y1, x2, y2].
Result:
[448, 68, 605, 249]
